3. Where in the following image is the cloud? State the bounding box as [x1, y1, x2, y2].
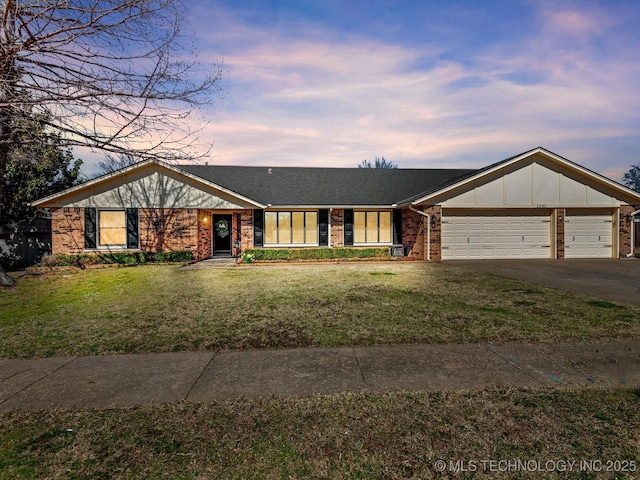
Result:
[76, 1, 637, 183]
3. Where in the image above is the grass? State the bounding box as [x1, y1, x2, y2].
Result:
[1, 387, 638, 479]
[1, 262, 640, 358]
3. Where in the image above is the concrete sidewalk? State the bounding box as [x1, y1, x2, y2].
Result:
[1, 340, 639, 412]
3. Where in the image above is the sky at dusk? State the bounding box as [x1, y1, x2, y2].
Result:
[88, 0, 640, 182]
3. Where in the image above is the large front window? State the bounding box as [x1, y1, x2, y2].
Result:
[265, 211, 318, 245]
[354, 210, 392, 244]
[99, 210, 127, 246]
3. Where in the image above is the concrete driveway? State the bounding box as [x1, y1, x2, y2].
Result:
[450, 258, 640, 307]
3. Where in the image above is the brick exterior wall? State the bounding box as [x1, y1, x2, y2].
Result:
[139, 208, 199, 255]
[619, 205, 635, 257]
[401, 208, 424, 260]
[51, 207, 84, 254]
[197, 210, 213, 261]
[556, 208, 565, 259]
[240, 210, 254, 251]
[423, 205, 442, 262]
[330, 209, 344, 247]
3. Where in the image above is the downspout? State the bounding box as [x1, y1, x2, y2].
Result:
[627, 209, 640, 257]
[328, 208, 332, 247]
[409, 206, 431, 261]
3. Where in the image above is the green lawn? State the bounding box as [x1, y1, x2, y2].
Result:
[1, 388, 638, 479]
[1, 262, 640, 358]
[2, 263, 639, 479]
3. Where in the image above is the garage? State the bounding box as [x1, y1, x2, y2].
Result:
[441, 211, 552, 260]
[564, 210, 613, 258]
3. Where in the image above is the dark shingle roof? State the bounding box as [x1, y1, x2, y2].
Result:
[178, 165, 477, 206]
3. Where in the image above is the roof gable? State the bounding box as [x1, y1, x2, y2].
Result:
[32, 160, 264, 209]
[412, 147, 640, 207]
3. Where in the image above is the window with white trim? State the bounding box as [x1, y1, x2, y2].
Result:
[264, 211, 318, 245]
[354, 211, 392, 244]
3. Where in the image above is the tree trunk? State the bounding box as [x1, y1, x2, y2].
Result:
[0, 1, 16, 285]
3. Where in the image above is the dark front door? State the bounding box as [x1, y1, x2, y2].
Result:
[213, 214, 232, 256]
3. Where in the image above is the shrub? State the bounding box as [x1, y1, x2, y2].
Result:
[39, 251, 194, 267]
[242, 247, 392, 262]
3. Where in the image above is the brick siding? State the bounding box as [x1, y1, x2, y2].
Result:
[240, 210, 254, 251]
[556, 208, 565, 259]
[619, 205, 636, 257]
[330, 209, 344, 247]
[51, 207, 84, 255]
[197, 210, 213, 261]
[423, 206, 442, 262]
[139, 208, 199, 255]
[401, 208, 424, 260]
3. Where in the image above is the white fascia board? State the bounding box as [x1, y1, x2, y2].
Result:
[31, 159, 266, 209]
[411, 147, 640, 206]
[263, 205, 397, 210]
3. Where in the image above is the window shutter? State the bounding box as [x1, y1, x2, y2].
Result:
[393, 209, 402, 244]
[126, 208, 139, 249]
[344, 209, 354, 246]
[84, 207, 97, 249]
[253, 209, 264, 247]
[318, 209, 329, 246]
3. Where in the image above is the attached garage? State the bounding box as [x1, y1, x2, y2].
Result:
[564, 210, 614, 258]
[441, 211, 551, 260]
[411, 148, 640, 261]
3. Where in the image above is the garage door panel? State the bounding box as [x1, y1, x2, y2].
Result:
[442, 213, 551, 260]
[565, 214, 612, 258]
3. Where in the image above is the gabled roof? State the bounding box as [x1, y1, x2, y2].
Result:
[31, 159, 266, 208]
[31, 147, 640, 209]
[409, 146, 640, 206]
[179, 165, 475, 206]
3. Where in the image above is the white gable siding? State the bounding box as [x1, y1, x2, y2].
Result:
[41, 164, 255, 209]
[441, 160, 621, 208]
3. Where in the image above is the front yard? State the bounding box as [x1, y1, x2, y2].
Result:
[2, 262, 640, 358]
[2, 262, 639, 479]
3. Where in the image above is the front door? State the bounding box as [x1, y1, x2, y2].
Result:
[213, 214, 232, 256]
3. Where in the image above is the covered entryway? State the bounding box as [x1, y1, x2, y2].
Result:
[564, 210, 613, 258]
[441, 211, 552, 260]
[212, 214, 232, 256]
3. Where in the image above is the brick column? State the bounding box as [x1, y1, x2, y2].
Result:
[330, 209, 344, 247]
[240, 210, 254, 250]
[556, 208, 565, 259]
[197, 210, 213, 260]
[619, 205, 635, 257]
[423, 206, 442, 262]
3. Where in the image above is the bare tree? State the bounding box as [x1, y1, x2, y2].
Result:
[358, 156, 398, 169]
[96, 152, 142, 176]
[623, 164, 640, 192]
[0, 0, 221, 285]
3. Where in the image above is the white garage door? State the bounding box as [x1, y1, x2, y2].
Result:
[565, 214, 613, 258]
[441, 213, 552, 260]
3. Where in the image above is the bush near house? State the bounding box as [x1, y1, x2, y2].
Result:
[242, 247, 393, 262]
[40, 251, 194, 267]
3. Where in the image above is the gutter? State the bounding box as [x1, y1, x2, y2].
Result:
[627, 209, 640, 257]
[409, 206, 431, 261]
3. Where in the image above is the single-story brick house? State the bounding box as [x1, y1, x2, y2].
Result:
[32, 147, 640, 261]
